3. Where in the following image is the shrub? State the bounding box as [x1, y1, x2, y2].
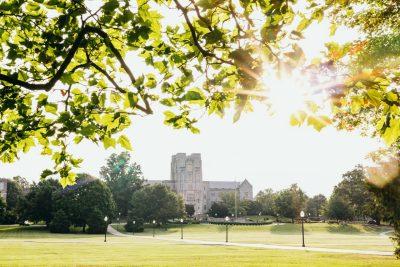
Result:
[49, 210, 70, 233]
[0, 210, 18, 224]
[87, 209, 106, 234]
[125, 216, 144, 233]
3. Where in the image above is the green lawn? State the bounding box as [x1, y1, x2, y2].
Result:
[113, 222, 395, 252]
[0, 224, 398, 266]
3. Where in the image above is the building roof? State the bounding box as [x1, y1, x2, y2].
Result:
[206, 181, 240, 189]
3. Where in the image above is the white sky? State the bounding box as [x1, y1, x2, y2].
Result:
[0, 2, 385, 197]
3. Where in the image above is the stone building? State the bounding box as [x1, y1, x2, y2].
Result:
[146, 153, 253, 215]
[0, 179, 7, 203]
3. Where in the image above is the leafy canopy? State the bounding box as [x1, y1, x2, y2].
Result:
[0, 0, 315, 186]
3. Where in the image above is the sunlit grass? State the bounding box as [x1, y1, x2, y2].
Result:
[0, 234, 398, 266]
[114, 222, 394, 252]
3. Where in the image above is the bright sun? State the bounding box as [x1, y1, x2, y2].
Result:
[262, 66, 311, 119]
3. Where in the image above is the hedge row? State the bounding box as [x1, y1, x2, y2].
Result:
[204, 221, 273, 226]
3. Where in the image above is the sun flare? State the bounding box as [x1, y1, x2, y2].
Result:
[262, 66, 312, 118]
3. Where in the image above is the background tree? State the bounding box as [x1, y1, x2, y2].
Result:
[52, 175, 115, 233]
[240, 200, 262, 216]
[100, 152, 144, 216]
[368, 167, 400, 257]
[185, 204, 195, 217]
[332, 165, 385, 223]
[306, 194, 327, 218]
[275, 184, 307, 223]
[25, 179, 61, 227]
[0, 197, 6, 224]
[5, 178, 24, 212]
[130, 184, 184, 225]
[326, 195, 353, 223]
[219, 191, 242, 216]
[125, 216, 144, 233]
[2, 177, 28, 223]
[207, 202, 230, 218]
[255, 188, 276, 216]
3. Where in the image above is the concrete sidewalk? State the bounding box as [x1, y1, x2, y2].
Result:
[107, 225, 394, 256]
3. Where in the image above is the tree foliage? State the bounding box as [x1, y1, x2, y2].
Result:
[332, 165, 385, 223]
[0, 0, 314, 186]
[130, 184, 184, 224]
[100, 152, 143, 216]
[207, 202, 229, 218]
[185, 204, 195, 217]
[52, 175, 116, 233]
[325, 195, 353, 222]
[305, 194, 326, 218]
[255, 188, 276, 216]
[368, 171, 400, 257]
[25, 178, 61, 226]
[275, 184, 307, 223]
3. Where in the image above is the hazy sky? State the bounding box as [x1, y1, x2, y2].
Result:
[0, 2, 385, 197]
[0, 104, 382, 197]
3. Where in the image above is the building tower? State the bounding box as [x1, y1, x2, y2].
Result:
[170, 153, 205, 215]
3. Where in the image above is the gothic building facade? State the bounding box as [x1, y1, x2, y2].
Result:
[146, 153, 253, 215]
[0, 179, 7, 203]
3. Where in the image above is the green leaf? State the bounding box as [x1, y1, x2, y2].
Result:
[382, 117, 400, 145]
[103, 136, 116, 149]
[45, 103, 58, 114]
[297, 18, 311, 32]
[60, 172, 76, 188]
[74, 136, 83, 144]
[124, 92, 138, 108]
[329, 23, 337, 36]
[307, 115, 331, 131]
[366, 89, 382, 106]
[204, 29, 223, 44]
[184, 89, 205, 101]
[118, 135, 133, 150]
[290, 111, 307, 126]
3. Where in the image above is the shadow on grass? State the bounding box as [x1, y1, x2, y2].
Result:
[269, 224, 301, 234]
[0, 224, 101, 239]
[326, 224, 361, 234]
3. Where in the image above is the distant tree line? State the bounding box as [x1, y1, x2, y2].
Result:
[207, 164, 397, 229]
[0, 153, 185, 234]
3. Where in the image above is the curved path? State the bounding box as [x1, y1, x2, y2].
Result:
[107, 225, 393, 256]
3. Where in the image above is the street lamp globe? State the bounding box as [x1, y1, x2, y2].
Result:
[300, 211, 305, 218]
[104, 216, 108, 222]
[152, 220, 156, 224]
[225, 216, 229, 222]
[180, 218, 183, 223]
[133, 220, 136, 224]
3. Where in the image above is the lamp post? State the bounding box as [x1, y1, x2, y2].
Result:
[117, 212, 121, 232]
[225, 216, 230, 243]
[132, 220, 136, 236]
[104, 216, 108, 242]
[300, 211, 305, 247]
[152, 220, 156, 237]
[180, 218, 184, 239]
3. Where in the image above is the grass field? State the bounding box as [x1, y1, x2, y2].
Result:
[113, 222, 395, 252]
[0, 224, 398, 266]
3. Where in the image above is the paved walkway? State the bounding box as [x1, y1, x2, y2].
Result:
[107, 226, 393, 256]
